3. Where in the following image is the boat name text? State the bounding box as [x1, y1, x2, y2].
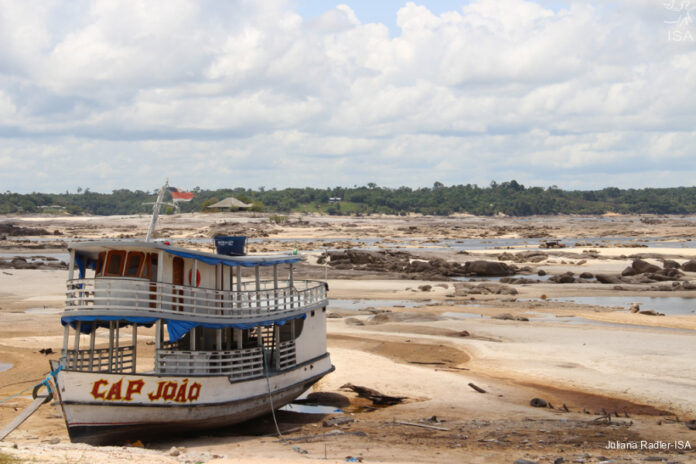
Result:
[90, 378, 202, 403]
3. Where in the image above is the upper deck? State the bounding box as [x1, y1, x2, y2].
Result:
[63, 240, 326, 324]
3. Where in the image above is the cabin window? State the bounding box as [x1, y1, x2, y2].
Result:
[96, 252, 106, 277]
[104, 250, 126, 276]
[142, 253, 158, 280]
[125, 252, 145, 277]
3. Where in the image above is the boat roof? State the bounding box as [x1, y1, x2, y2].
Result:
[69, 240, 301, 266]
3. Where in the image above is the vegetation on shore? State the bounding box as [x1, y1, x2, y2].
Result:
[1, 181, 695, 216]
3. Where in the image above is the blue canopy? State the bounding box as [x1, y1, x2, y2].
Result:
[61, 313, 306, 342]
[164, 249, 300, 268]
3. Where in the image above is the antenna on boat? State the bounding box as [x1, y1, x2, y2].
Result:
[145, 179, 178, 242]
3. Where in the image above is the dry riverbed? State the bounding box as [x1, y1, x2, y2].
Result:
[0, 213, 695, 463]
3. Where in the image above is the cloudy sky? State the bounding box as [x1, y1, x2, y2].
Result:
[0, 0, 694, 193]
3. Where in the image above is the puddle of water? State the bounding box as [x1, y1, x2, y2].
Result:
[330, 299, 429, 311]
[524, 296, 696, 316]
[442, 312, 483, 319]
[280, 403, 342, 414]
[453, 274, 552, 283]
[24, 307, 63, 314]
[0, 363, 12, 372]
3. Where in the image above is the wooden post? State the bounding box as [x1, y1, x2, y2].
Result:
[156, 251, 164, 310]
[289, 264, 294, 309]
[155, 320, 162, 350]
[273, 264, 278, 311]
[234, 328, 242, 349]
[89, 323, 96, 372]
[73, 321, 81, 368]
[62, 325, 69, 360]
[68, 249, 76, 281]
[216, 328, 222, 351]
[192, 259, 198, 313]
[255, 266, 261, 312]
[108, 321, 114, 373]
[132, 324, 137, 373]
[191, 327, 196, 351]
[236, 266, 242, 311]
[115, 322, 120, 372]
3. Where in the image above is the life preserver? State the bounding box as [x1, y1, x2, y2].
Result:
[188, 269, 201, 287]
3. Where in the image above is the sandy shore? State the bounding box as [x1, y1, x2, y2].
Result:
[0, 213, 695, 463]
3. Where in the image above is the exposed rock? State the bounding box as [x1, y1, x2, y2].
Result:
[579, 272, 594, 279]
[682, 259, 696, 272]
[549, 272, 575, 284]
[455, 282, 518, 296]
[662, 259, 681, 269]
[639, 310, 665, 316]
[418, 285, 432, 292]
[537, 269, 547, 276]
[621, 266, 637, 276]
[492, 313, 528, 322]
[529, 398, 547, 407]
[596, 274, 622, 284]
[463, 260, 516, 276]
[629, 303, 640, 313]
[344, 318, 364, 326]
[632, 259, 661, 274]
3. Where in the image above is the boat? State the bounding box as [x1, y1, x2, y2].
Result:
[48, 183, 333, 445]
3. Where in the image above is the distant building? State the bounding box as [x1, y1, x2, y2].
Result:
[328, 197, 342, 203]
[206, 197, 252, 210]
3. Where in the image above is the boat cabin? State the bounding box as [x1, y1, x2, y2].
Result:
[60, 240, 328, 381]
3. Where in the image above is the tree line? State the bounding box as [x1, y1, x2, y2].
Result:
[1, 181, 695, 216]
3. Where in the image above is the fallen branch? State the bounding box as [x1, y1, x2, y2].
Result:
[393, 420, 450, 431]
[341, 383, 407, 405]
[468, 382, 486, 394]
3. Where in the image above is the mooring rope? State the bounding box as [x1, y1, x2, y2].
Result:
[262, 348, 284, 441]
[0, 365, 62, 405]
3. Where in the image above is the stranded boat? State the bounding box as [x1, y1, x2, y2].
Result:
[49, 185, 333, 445]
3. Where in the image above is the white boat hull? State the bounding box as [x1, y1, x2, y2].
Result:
[50, 355, 333, 445]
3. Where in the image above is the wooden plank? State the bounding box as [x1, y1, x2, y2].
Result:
[0, 395, 48, 441]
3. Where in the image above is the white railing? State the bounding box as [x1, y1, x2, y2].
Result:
[156, 347, 264, 378]
[62, 345, 134, 373]
[65, 278, 326, 320]
[277, 340, 296, 370]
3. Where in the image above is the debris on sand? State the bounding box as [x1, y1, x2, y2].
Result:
[340, 383, 406, 405]
[530, 398, 548, 408]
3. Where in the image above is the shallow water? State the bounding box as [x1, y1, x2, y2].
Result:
[280, 403, 342, 414]
[329, 299, 429, 311]
[0, 363, 12, 372]
[528, 296, 696, 316]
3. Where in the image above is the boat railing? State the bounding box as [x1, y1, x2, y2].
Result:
[61, 345, 134, 373]
[65, 278, 327, 319]
[156, 347, 265, 378]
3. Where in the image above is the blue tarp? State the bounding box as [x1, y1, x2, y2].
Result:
[61, 313, 306, 342]
[163, 249, 300, 267]
[75, 253, 98, 279]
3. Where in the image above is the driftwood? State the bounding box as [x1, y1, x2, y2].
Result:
[393, 420, 450, 431]
[468, 382, 486, 393]
[340, 383, 406, 405]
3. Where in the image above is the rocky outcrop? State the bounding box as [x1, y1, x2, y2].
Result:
[682, 259, 696, 272]
[454, 282, 518, 296]
[631, 259, 661, 274]
[463, 260, 516, 276]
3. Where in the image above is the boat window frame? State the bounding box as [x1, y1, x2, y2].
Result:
[104, 250, 127, 277]
[95, 252, 106, 277]
[124, 251, 145, 278]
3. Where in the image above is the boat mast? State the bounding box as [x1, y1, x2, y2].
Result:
[146, 180, 169, 242]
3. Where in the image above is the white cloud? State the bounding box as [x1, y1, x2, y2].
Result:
[0, 0, 694, 192]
